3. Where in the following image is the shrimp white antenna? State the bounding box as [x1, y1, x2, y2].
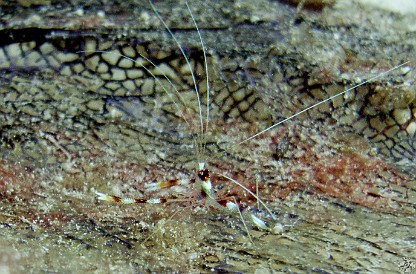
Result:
[186, 1, 210, 154]
[149, 0, 205, 158]
[238, 61, 411, 145]
[231, 196, 253, 243]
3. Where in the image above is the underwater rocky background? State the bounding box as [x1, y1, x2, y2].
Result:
[0, 0, 415, 272]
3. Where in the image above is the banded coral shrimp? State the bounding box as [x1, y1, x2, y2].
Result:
[88, 0, 415, 251]
[91, 0, 280, 241]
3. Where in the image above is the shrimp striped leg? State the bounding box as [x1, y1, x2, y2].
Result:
[95, 165, 210, 205]
[95, 177, 198, 205]
[95, 192, 168, 205]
